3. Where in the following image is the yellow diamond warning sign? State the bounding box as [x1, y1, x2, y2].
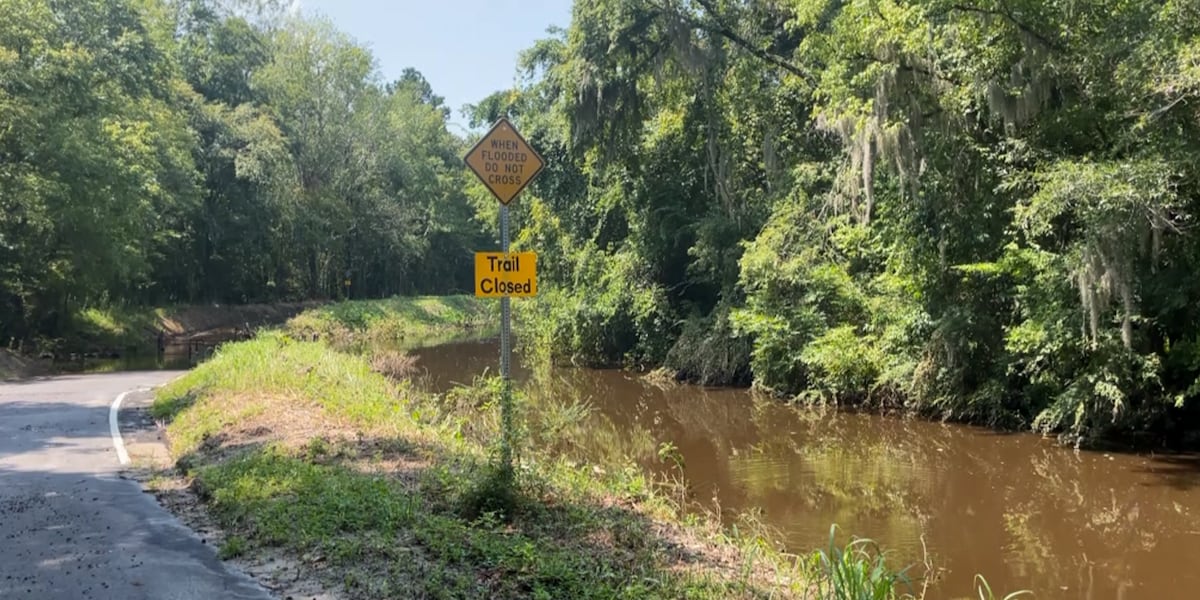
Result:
[475, 252, 537, 298]
[464, 118, 544, 205]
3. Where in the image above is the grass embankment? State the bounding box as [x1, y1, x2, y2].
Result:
[154, 333, 805, 598]
[285, 295, 493, 351]
[62, 301, 320, 355]
[71, 306, 164, 352]
[152, 296, 1023, 599]
[17, 295, 475, 361]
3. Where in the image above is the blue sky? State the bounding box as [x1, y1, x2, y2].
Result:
[296, 0, 573, 129]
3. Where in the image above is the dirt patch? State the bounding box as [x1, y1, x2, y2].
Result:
[210, 393, 364, 454]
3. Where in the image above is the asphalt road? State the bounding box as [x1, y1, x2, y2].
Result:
[0, 372, 273, 600]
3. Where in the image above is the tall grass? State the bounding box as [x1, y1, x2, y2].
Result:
[803, 525, 917, 600]
[797, 526, 1034, 600]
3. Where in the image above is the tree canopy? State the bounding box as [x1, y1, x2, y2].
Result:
[0, 0, 487, 341]
[3, 0, 1198, 444]
[500, 0, 1200, 445]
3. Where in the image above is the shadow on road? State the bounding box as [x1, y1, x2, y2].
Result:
[0, 375, 268, 599]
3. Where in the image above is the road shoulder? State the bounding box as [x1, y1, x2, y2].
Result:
[117, 389, 338, 600]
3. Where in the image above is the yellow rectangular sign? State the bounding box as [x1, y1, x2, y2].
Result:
[475, 252, 537, 298]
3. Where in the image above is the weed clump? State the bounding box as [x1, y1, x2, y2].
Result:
[803, 525, 916, 600]
[370, 350, 418, 381]
[457, 463, 520, 521]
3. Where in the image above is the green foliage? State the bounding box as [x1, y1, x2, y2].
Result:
[728, 198, 921, 403]
[217, 535, 247, 560]
[516, 244, 674, 369]
[501, 0, 1200, 445]
[285, 295, 493, 350]
[665, 303, 752, 386]
[0, 0, 200, 337]
[1, 0, 486, 344]
[801, 326, 885, 402]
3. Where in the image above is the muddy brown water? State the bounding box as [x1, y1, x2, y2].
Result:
[412, 339, 1200, 600]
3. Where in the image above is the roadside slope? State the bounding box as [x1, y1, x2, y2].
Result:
[148, 330, 806, 598]
[144, 296, 1019, 600]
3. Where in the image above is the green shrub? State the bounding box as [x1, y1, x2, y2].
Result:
[732, 201, 871, 396]
[801, 326, 884, 402]
[516, 245, 673, 369]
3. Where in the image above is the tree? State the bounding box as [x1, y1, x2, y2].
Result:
[507, 0, 1200, 444]
[0, 0, 201, 336]
[1, 0, 484, 339]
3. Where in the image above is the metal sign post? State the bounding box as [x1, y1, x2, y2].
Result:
[498, 204, 513, 470]
[464, 118, 544, 476]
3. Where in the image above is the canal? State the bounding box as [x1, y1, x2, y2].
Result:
[413, 339, 1200, 599]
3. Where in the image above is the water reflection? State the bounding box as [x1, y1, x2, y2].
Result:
[412, 340, 1200, 599]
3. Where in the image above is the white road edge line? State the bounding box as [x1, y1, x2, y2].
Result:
[110, 374, 188, 467]
[109, 390, 134, 465]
